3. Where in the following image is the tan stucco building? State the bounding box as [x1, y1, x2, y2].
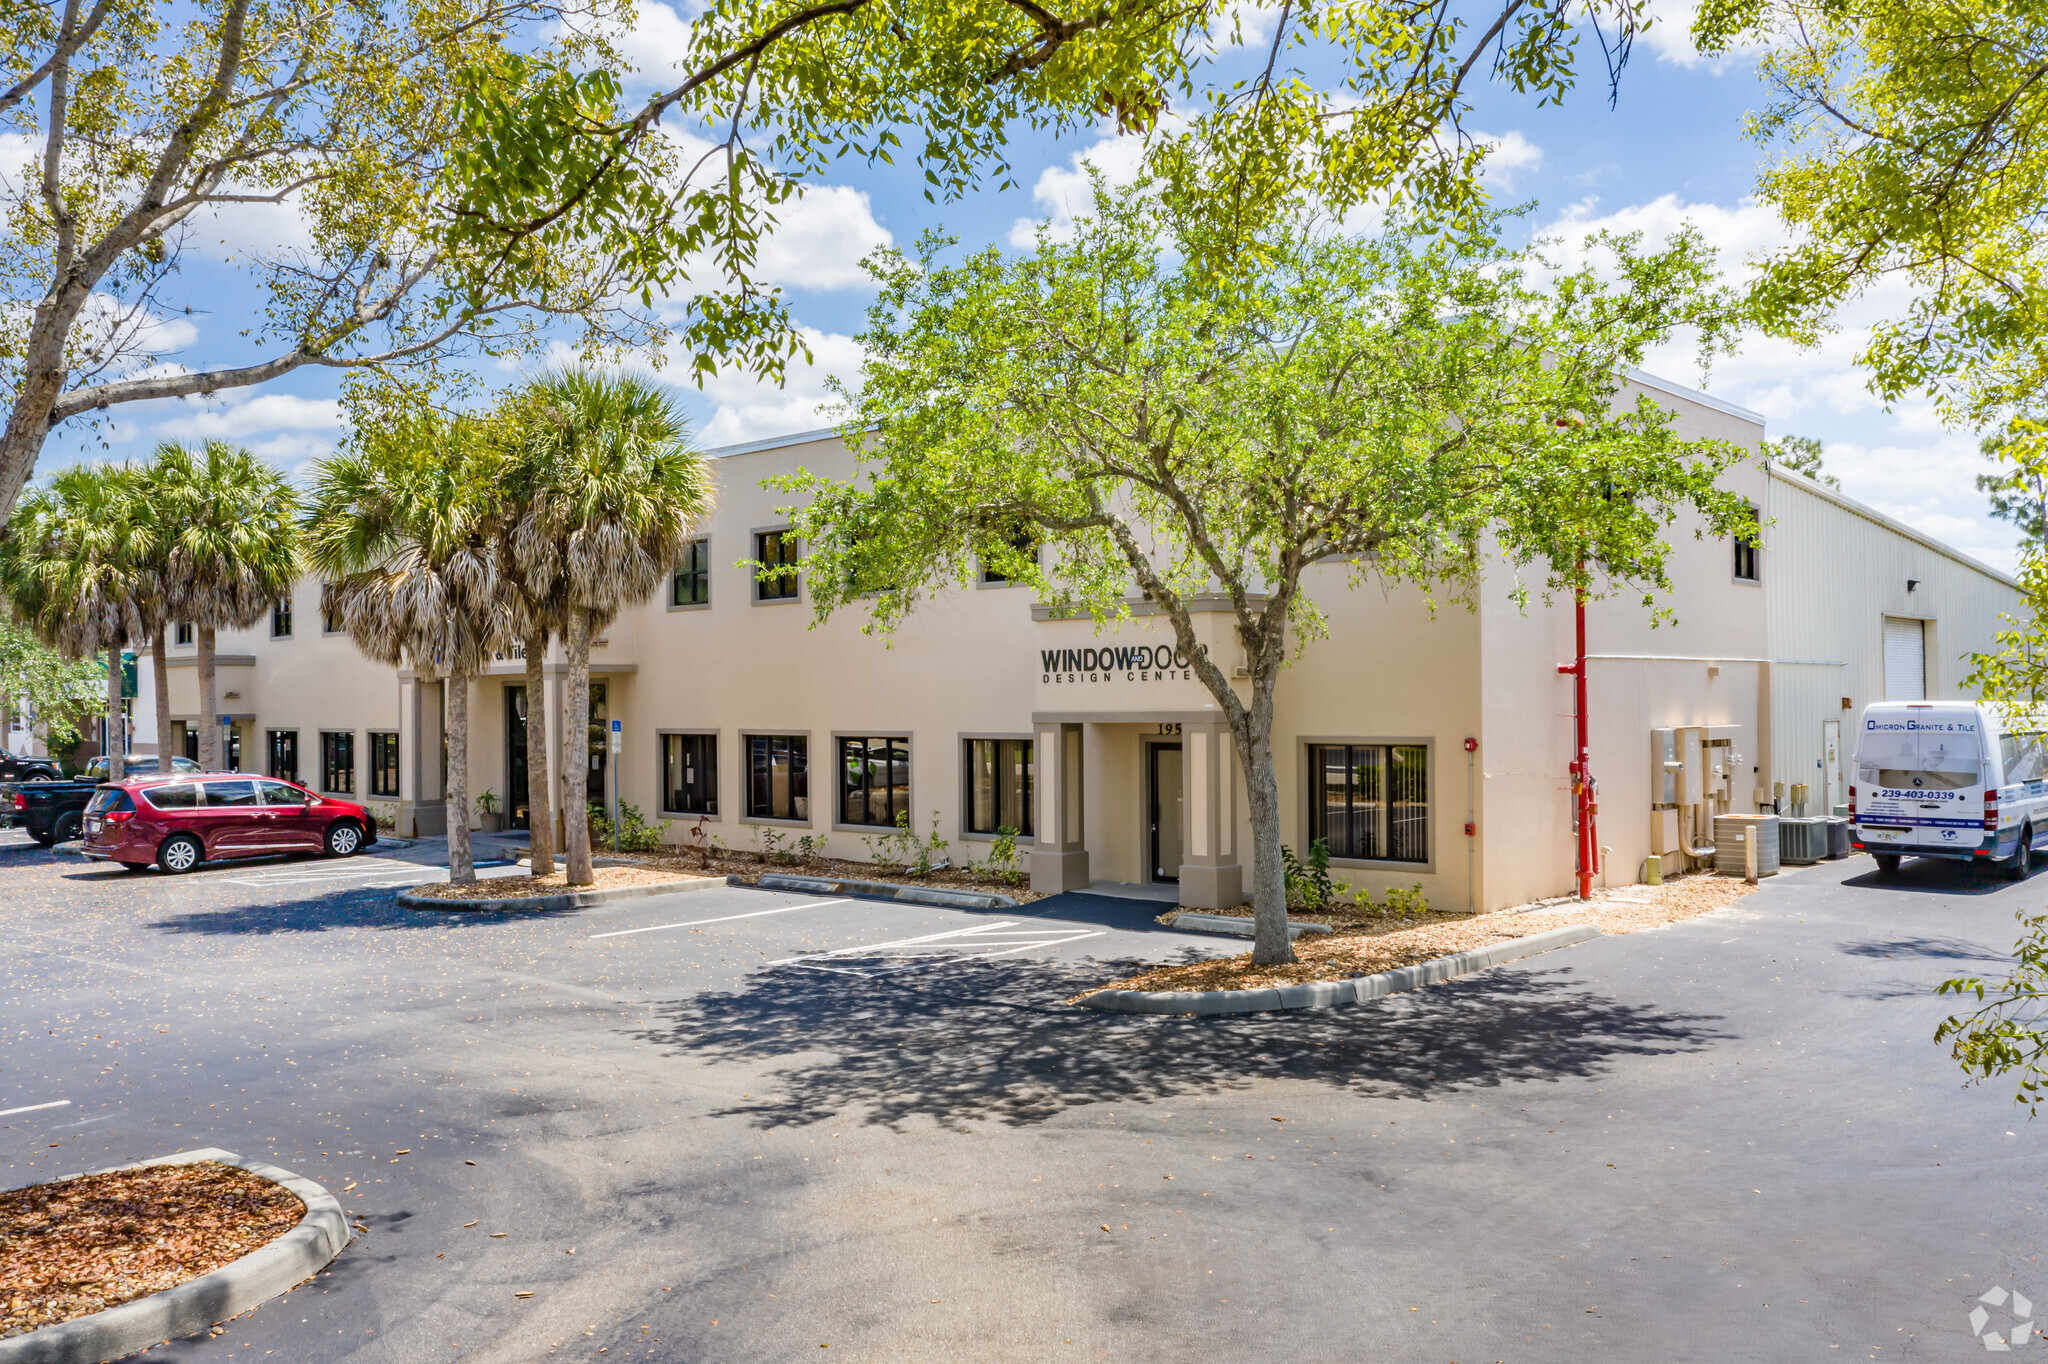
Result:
[126, 371, 2022, 910]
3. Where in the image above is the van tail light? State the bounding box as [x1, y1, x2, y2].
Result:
[1986, 786, 2001, 833]
[1848, 784, 1856, 820]
[103, 810, 133, 824]
[9, 791, 22, 811]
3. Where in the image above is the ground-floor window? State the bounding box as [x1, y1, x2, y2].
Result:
[267, 729, 299, 783]
[839, 736, 909, 826]
[664, 734, 718, 815]
[368, 731, 399, 797]
[321, 730, 355, 793]
[965, 738, 1033, 836]
[747, 734, 808, 820]
[1308, 743, 1428, 863]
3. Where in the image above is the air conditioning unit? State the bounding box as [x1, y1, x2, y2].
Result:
[1714, 813, 1781, 876]
[1777, 816, 1828, 864]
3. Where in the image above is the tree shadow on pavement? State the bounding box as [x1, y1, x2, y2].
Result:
[1837, 934, 2010, 963]
[142, 885, 579, 936]
[628, 957, 1728, 1131]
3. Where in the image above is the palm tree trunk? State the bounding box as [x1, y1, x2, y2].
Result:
[446, 670, 475, 884]
[151, 627, 172, 775]
[104, 649, 125, 783]
[197, 626, 219, 771]
[560, 611, 594, 886]
[523, 629, 554, 876]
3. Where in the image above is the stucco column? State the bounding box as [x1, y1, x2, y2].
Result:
[398, 676, 447, 838]
[1030, 721, 1090, 893]
[1178, 721, 1244, 909]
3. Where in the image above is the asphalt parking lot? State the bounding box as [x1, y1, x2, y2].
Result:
[4, 836, 2048, 1362]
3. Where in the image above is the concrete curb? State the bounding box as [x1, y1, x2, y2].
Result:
[1075, 923, 1603, 1016]
[1172, 912, 1333, 940]
[398, 874, 733, 913]
[757, 872, 1017, 911]
[0, 1148, 350, 1364]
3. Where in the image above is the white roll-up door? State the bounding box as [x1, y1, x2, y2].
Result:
[1884, 617, 1926, 700]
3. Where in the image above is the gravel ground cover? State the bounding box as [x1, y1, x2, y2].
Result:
[402, 865, 717, 902]
[1081, 873, 1759, 996]
[0, 1161, 304, 1339]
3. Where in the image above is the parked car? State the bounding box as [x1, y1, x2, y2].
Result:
[80, 774, 376, 872]
[11, 778, 100, 844]
[83, 754, 202, 779]
[0, 752, 63, 783]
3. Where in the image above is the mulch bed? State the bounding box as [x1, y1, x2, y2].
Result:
[1, 1161, 304, 1339]
[1075, 872, 1759, 997]
[404, 865, 718, 902]
[612, 849, 1047, 902]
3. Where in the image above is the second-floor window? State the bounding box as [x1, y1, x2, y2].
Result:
[672, 539, 711, 607]
[174, 621, 194, 646]
[755, 530, 799, 601]
[272, 597, 293, 638]
[1734, 505, 1761, 582]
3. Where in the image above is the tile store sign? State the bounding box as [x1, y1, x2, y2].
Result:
[1041, 645, 1194, 685]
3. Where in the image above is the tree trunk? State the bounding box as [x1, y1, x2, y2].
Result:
[151, 627, 172, 775]
[197, 626, 219, 770]
[523, 628, 554, 876]
[1232, 685, 1293, 966]
[104, 649, 125, 784]
[445, 670, 475, 884]
[560, 612, 594, 886]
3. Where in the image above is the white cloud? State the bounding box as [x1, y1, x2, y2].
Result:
[1473, 129, 1544, 192]
[691, 327, 863, 447]
[1008, 128, 1152, 247]
[610, 0, 695, 87]
[183, 197, 316, 262]
[151, 391, 345, 442]
[754, 185, 893, 290]
[1542, 193, 2023, 572]
[1634, 0, 1766, 69]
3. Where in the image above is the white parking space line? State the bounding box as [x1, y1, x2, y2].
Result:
[0, 1099, 70, 1118]
[769, 921, 1105, 976]
[588, 898, 853, 940]
[219, 862, 444, 887]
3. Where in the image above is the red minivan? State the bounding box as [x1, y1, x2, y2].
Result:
[81, 773, 377, 873]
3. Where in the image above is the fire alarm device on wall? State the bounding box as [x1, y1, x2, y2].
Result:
[1464, 737, 1478, 752]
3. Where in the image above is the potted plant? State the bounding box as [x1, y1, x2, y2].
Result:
[475, 788, 504, 833]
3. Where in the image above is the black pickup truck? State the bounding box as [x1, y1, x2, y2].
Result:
[8, 780, 100, 845]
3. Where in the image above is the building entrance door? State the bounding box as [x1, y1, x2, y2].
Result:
[506, 685, 529, 830]
[585, 682, 608, 810]
[1149, 742, 1183, 884]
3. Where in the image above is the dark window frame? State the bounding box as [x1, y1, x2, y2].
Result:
[744, 733, 810, 822]
[962, 736, 1034, 837]
[368, 731, 400, 798]
[320, 729, 356, 794]
[1305, 741, 1431, 866]
[836, 734, 911, 829]
[670, 537, 712, 609]
[979, 531, 1041, 586]
[1733, 504, 1761, 583]
[271, 596, 293, 638]
[754, 529, 800, 603]
[174, 621, 194, 646]
[661, 731, 720, 816]
[266, 728, 299, 782]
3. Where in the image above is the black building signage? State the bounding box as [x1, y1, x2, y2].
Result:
[1041, 646, 1193, 684]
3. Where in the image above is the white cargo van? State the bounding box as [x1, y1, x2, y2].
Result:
[1851, 701, 2048, 876]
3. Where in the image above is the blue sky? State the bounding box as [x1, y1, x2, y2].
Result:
[41, 5, 2026, 572]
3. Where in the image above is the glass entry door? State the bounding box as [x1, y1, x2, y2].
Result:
[506, 685, 530, 830]
[585, 682, 608, 808]
[1149, 742, 1183, 883]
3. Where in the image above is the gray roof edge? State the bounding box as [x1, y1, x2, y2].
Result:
[704, 426, 855, 460]
[1768, 463, 2019, 589]
[1623, 367, 1767, 425]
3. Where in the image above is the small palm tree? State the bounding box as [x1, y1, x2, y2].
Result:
[0, 465, 154, 780]
[149, 442, 301, 771]
[306, 410, 506, 883]
[512, 370, 715, 885]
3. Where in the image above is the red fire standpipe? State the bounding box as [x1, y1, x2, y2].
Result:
[1557, 573, 1599, 900]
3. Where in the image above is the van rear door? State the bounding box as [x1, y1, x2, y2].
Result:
[1855, 706, 1989, 852]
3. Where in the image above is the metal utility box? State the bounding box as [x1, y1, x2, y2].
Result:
[1824, 816, 1852, 859]
[1714, 813, 1781, 877]
[1650, 808, 1681, 857]
[1778, 816, 1827, 864]
[1651, 728, 1679, 807]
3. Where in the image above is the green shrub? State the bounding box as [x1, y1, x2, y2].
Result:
[1281, 838, 1334, 909]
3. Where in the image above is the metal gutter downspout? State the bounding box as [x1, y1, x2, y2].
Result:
[1558, 568, 1599, 900]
